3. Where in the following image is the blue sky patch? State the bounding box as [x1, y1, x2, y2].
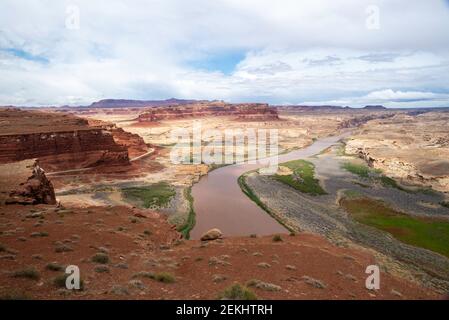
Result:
[189, 51, 246, 75]
[2, 48, 49, 64]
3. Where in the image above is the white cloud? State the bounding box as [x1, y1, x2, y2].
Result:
[302, 89, 449, 108]
[0, 0, 449, 106]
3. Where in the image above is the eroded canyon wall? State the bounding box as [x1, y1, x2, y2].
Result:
[0, 108, 130, 171]
[137, 102, 279, 122]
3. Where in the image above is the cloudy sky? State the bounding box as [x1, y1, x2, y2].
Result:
[1, 0, 449, 107]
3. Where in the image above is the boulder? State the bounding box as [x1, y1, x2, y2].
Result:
[200, 228, 222, 241]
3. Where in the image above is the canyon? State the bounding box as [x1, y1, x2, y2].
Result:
[0, 108, 149, 172]
[345, 112, 449, 193]
[1, 102, 448, 300]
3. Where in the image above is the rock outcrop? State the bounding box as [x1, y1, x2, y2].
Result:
[345, 112, 449, 192]
[87, 119, 149, 159]
[137, 102, 279, 122]
[1, 159, 56, 205]
[200, 228, 223, 241]
[0, 108, 131, 171]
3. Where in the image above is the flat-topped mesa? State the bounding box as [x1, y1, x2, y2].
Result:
[0, 108, 130, 171]
[137, 102, 279, 122]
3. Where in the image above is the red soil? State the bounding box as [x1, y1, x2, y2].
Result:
[0, 204, 440, 300]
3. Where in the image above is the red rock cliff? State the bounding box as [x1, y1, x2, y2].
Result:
[0, 108, 130, 171]
[137, 102, 279, 122]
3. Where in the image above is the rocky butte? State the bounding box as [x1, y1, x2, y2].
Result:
[137, 101, 279, 122]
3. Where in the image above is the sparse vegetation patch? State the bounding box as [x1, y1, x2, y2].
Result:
[340, 196, 449, 258]
[218, 283, 258, 300]
[12, 268, 40, 280]
[274, 160, 326, 195]
[122, 182, 175, 208]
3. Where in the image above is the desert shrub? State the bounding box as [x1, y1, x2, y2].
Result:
[247, 279, 281, 292]
[132, 271, 175, 283]
[272, 234, 283, 242]
[30, 231, 49, 238]
[46, 262, 64, 271]
[94, 265, 110, 273]
[218, 284, 257, 300]
[153, 272, 175, 283]
[302, 275, 326, 289]
[12, 268, 40, 280]
[132, 271, 154, 279]
[91, 253, 109, 264]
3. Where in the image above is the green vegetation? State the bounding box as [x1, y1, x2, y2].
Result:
[340, 197, 449, 258]
[91, 253, 109, 264]
[440, 201, 449, 209]
[152, 272, 176, 283]
[218, 284, 258, 300]
[122, 182, 175, 208]
[272, 234, 283, 242]
[46, 262, 64, 272]
[274, 160, 326, 195]
[343, 161, 414, 193]
[132, 271, 175, 283]
[176, 187, 196, 239]
[12, 268, 40, 280]
[343, 189, 363, 199]
[336, 143, 348, 156]
[342, 162, 373, 178]
[238, 173, 293, 233]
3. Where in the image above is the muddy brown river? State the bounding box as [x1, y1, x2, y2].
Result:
[190, 133, 349, 239]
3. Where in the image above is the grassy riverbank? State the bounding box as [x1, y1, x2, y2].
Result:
[238, 173, 294, 233]
[340, 196, 449, 258]
[176, 186, 196, 239]
[121, 182, 176, 208]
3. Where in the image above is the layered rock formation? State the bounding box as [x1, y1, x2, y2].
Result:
[345, 112, 449, 192]
[0, 159, 56, 205]
[137, 102, 279, 122]
[0, 108, 130, 171]
[87, 119, 149, 158]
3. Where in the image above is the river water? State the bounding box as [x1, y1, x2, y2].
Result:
[190, 133, 350, 239]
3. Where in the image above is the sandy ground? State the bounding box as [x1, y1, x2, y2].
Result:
[0, 204, 440, 300]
